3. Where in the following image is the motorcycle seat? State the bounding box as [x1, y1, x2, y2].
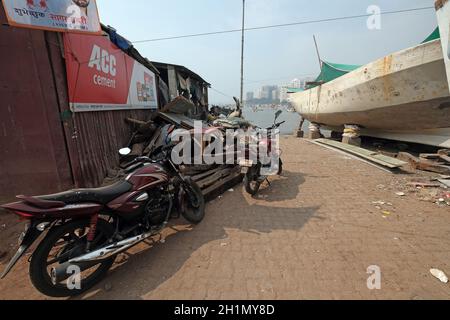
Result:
[16, 195, 66, 209]
[36, 181, 133, 206]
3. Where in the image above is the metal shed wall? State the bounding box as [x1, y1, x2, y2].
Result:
[0, 7, 73, 202]
[0, 3, 154, 201]
[67, 109, 152, 188]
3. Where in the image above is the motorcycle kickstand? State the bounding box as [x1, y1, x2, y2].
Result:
[265, 178, 271, 186]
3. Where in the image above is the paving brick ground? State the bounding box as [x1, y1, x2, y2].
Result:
[1, 137, 450, 300]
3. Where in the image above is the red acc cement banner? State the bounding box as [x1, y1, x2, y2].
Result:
[64, 33, 158, 112]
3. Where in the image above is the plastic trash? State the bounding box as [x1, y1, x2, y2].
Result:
[396, 192, 406, 197]
[430, 269, 449, 283]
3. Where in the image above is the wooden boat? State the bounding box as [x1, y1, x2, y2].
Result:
[290, 37, 450, 148]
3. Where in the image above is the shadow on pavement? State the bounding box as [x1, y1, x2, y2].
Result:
[251, 170, 305, 202]
[75, 171, 317, 300]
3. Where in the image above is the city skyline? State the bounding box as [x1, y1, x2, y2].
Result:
[245, 77, 313, 104]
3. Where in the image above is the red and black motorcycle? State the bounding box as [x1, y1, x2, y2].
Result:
[0, 144, 205, 297]
[241, 111, 285, 196]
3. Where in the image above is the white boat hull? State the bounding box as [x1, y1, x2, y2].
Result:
[291, 39, 450, 148]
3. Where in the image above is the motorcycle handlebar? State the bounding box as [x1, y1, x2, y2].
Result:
[121, 144, 176, 173]
[265, 121, 286, 131]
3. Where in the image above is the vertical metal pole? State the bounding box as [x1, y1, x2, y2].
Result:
[240, 0, 246, 104]
[313, 35, 322, 70]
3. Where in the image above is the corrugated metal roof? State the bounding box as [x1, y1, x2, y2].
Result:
[151, 61, 211, 86]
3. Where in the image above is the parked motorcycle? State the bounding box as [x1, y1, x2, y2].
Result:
[0, 144, 205, 297]
[241, 110, 285, 196]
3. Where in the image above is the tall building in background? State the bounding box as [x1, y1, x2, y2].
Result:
[255, 87, 263, 100]
[272, 89, 280, 102]
[261, 85, 278, 100]
[247, 80, 317, 104]
[279, 86, 289, 103]
[290, 78, 302, 89]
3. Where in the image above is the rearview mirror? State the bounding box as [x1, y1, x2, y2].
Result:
[275, 110, 282, 121]
[233, 96, 241, 109]
[119, 148, 131, 156]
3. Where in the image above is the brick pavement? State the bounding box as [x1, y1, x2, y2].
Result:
[1, 137, 450, 300]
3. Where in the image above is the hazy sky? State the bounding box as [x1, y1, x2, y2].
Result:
[96, 0, 438, 104]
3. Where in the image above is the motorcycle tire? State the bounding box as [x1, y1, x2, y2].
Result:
[244, 168, 261, 196]
[29, 219, 115, 297]
[277, 158, 283, 175]
[181, 178, 206, 224]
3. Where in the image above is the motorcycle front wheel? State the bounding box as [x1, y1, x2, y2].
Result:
[244, 167, 261, 196]
[29, 219, 115, 297]
[277, 158, 283, 175]
[180, 178, 206, 224]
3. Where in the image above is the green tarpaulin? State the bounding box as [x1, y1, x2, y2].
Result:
[286, 87, 304, 93]
[422, 27, 440, 43]
[306, 61, 361, 89]
[314, 61, 361, 84]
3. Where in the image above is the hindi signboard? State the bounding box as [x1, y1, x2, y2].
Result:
[64, 33, 158, 112]
[1, 0, 101, 34]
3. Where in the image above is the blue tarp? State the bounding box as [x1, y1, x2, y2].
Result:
[103, 26, 132, 52]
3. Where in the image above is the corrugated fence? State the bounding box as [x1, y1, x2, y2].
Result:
[0, 3, 154, 201]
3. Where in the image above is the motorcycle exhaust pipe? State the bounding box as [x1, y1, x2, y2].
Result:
[51, 231, 156, 284]
[51, 261, 101, 285]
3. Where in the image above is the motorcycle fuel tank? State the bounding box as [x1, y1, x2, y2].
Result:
[108, 164, 170, 218]
[126, 163, 170, 191]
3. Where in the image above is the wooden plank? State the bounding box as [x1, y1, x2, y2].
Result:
[406, 182, 442, 188]
[180, 164, 217, 175]
[439, 179, 450, 188]
[191, 165, 226, 182]
[315, 139, 407, 168]
[202, 167, 242, 196]
[143, 128, 161, 156]
[203, 172, 244, 202]
[197, 167, 233, 189]
[439, 154, 450, 164]
[398, 152, 450, 175]
[420, 153, 441, 160]
[308, 140, 394, 173]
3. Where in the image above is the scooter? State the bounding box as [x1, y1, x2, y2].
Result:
[0, 144, 205, 297]
[241, 110, 285, 196]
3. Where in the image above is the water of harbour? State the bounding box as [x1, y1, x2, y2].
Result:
[242, 107, 333, 137]
[242, 107, 305, 135]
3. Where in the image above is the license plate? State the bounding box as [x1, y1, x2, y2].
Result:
[18, 232, 26, 246]
[241, 167, 249, 174]
[18, 223, 30, 245]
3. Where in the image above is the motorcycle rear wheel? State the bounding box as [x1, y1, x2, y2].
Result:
[29, 219, 115, 297]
